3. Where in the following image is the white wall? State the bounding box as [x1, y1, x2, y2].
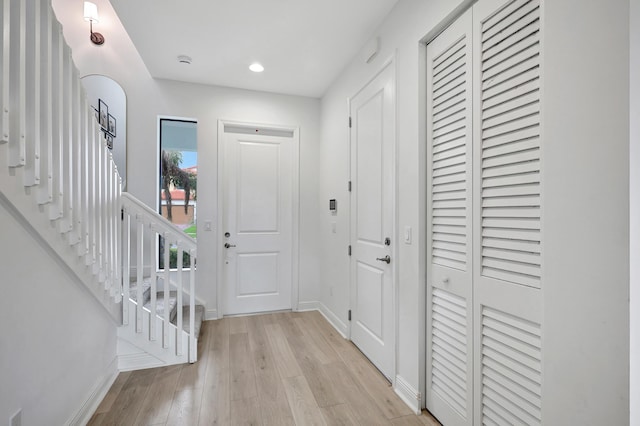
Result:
[51, 0, 322, 317]
[542, 1, 629, 423]
[81, 74, 128, 190]
[631, 0, 640, 423]
[0, 202, 117, 425]
[318, 0, 469, 396]
[320, 0, 631, 421]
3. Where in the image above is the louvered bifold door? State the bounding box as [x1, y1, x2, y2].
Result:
[426, 9, 474, 426]
[472, 0, 543, 424]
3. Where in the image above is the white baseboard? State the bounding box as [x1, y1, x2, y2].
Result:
[205, 308, 218, 321]
[394, 374, 422, 414]
[118, 352, 165, 371]
[67, 357, 118, 426]
[297, 301, 320, 311]
[317, 301, 348, 338]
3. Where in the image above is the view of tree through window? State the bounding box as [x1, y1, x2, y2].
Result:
[159, 119, 197, 269]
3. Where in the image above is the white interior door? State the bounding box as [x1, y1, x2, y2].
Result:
[426, 9, 474, 426]
[222, 126, 296, 315]
[426, 1, 544, 424]
[472, 1, 543, 424]
[349, 61, 395, 381]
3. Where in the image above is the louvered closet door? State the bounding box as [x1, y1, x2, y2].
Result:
[426, 9, 474, 426]
[473, 0, 543, 424]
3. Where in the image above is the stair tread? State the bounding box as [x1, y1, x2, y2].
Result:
[171, 305, 205, 337]
[128, 277, 152, 305]
[144, 291, 178, 321]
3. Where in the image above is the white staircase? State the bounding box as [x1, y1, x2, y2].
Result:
[0, 0, 203, 368]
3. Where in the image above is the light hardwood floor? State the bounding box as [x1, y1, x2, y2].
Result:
[88, 311, 441, 426]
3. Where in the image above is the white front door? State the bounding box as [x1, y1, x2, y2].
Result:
[349, 61, 396, 380]
[221, 126, 297, 315]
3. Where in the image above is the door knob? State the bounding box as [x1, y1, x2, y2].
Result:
[376, 255, 391, 264]
[224, 243, 236, 248]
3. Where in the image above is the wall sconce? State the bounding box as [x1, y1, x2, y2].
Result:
[83, 1, 104, 45]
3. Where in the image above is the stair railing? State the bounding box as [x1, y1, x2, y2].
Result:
[1, 0, 122, 302]
[121, 193, 198, 363]
[1, 0, 198, 363]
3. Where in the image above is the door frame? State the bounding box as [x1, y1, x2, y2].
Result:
[347, 55, 398, 382]
[216, 119, 300, 317]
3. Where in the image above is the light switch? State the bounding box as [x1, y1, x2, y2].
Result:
[331, 222, 337, 233]
[404, 226, 412, 244]
[204, 220, 212, 231]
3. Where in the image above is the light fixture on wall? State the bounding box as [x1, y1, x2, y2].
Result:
[83, 1, 104, 45]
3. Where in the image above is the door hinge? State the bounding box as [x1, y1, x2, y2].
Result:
[348, 181, 352, 192]
[348, 245, 352, 256]
[348, 116, 352, 128]
[348, 310, 352, 321]
[121, 208, 124, 221]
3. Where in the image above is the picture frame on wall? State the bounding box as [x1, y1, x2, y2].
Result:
[106, 134, 113, 150]
[98, 99, 108, 129]
[107, 114, 116, 137]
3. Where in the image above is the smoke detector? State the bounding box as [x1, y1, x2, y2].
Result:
[177, 55, 192, 65]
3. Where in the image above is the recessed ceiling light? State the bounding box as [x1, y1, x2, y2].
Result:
[249, 63, 264, 73]
[177, 55, 192, 64]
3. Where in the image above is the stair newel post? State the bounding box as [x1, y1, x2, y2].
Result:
[122, 207, 130, 325]
[176, 243, 183, 356]
[163, 232, 170, 349]
[149, 223, 157, 341]
[189, 248, 196, 363]
[135, 214, 144, 333]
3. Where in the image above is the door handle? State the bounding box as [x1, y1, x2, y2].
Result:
[376, 255, 391, 264]
[224, 243, 236, 248]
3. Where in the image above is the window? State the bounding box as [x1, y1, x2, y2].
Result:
[158, 118, 197, 269]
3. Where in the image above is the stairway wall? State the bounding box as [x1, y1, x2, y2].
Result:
[0, 202, 118, 425]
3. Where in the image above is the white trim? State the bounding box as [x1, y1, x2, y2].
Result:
[117, 352, 165, 372]
[317, 302, 349, 338]
[216, 120, 301, 317]
[205, 308, 218, 321]
[66, 357, 118, 426]
[394, 375, 423, 415]
[156, 115, 198, 217]
[296, 301, 320, 311]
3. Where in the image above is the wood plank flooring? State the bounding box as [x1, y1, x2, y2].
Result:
[88, 311, 441, 426]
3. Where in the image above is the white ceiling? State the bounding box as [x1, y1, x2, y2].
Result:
[108, 0, 399, 98]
